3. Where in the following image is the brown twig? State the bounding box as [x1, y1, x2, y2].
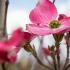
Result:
[55, 42, 60, 70]
[33, 55, 53, 70]
[65, 64, 70, 70]
[3, 0, 9, 36]
[57, 48, 60, 70]
[63, 44, 69, 70]
[63, 33, 70, 70]
[53, 0, 55, 3]
[32, 45, 53, 70]
[51, 53, 57, 70]
[49, 46, 57, 70]
[2, 63, 5, 70]
[2, 0, 9, 70]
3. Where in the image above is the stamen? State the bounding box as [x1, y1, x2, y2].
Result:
[49, 20, 60, 28]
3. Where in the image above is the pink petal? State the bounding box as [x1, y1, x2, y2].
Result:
[23, 32, 36, 42]
[27, 23, 70, 35]
[8, 55, 17, 63]
[51, 25, 70, 34]
[27, 24, 52, 35]
[29, 0, 58, 24]
[0, 28, 24, 48]
[0, 49, 8, 63]
[0, 59, 4, 63]
[59, 18, 70, 32]
[58, 14, 68, 21]
[7, 47, 18, 62]
[9, 28, 24, 47]
[0, 43, 19, 63]
[0, 28, 23, 63]
[59, 18, 70, 26]
[0, 28, 36, 63]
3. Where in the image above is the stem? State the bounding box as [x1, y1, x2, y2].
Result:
[2, 1, 9, 70]
[65, 64, 70, 70]
[57, 48, 60, 70]
[53, 0, 55, 3]
[63, 45, 69, 70]
[3, 0, 9, 36]
[33, 54, 53, 70]
[32, 42, 53, 70]
[51, 54, 57, 70]
[55, 42, 60, 70]
[53, 33, 62, 70]
[63, 32, 70, 70]
[46, 58, 53, 66]
[2, 63, 6, 70]
[50, 46, 57, 70]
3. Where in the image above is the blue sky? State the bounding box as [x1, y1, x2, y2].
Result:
[9, 0, 37, 11]
[8, 0, 70, 14]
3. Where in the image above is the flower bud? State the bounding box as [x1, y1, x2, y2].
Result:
[23, 42, 33, 52]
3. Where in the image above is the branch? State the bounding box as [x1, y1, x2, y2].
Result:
[51, 53, 57, 70]
[32, 45, 53, 70]
[65, 64, 70, 70]
[53, 0, 55, 3]
[2, 0, 9, 70]
[55, 42, 60, 70]
[3, 0, 9, 36]
[33, 54, 53, 70]
[2, 63, 6, 70]
[56, 47, 60, 70]
[63, 33, 70, 70]
[63, 44, 70, 70]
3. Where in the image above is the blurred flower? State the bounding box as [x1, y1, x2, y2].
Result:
[0, 28, 36, 63]
[23, 32, 36, 42]
[43, 48, 51, 56]
[43, 46, 60, 56]
[58, 14, 68, 21]
[27, 0, 70, 35]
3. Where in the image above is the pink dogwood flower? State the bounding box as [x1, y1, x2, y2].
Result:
[0, 28, 36, 63]
[27, 0, 70, 35]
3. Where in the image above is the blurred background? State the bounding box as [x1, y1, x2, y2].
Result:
[6, 0, 70, 70]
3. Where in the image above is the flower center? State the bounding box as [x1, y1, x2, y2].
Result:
[49, 20, 60, 28]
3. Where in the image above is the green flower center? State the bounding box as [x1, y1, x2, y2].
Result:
[49, 20, 60, 28]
